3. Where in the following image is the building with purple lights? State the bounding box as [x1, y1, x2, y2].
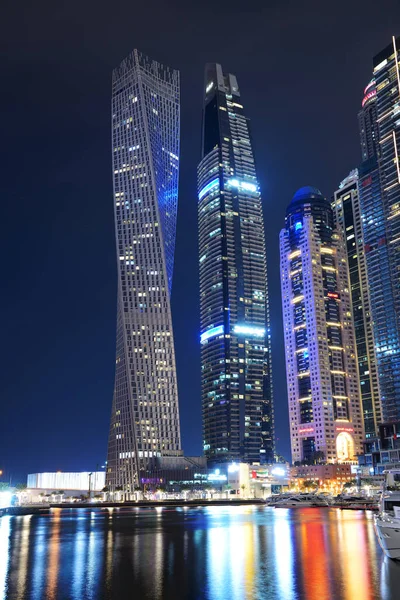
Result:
[280, 186, 364, 464]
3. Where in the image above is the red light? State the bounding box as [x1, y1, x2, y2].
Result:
[327, 292, 339, 299]
[362, 90, 376, 107]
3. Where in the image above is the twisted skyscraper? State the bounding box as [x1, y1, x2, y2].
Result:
[198, 64, 274, 465]
[106, 51, 182, 491]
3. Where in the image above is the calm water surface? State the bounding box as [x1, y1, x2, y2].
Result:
[1, 505, 399, 599]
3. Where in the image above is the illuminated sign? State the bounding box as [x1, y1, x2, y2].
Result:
[327, 292, 339, 299]
[200, 325, 224, 344]
[198, 178, 219, 200]
[233, 324, 265, 338]
[208, 468, 227, 482]
[299, 427, 314, 434]
[336, 427, 354, 433]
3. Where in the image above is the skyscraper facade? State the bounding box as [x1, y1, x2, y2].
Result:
[198, 64, 274, 465]
[357, 36, 400, 423]
[106, 51, 182, 491]
[280, 187, 364, 464]
[333, 171, 382, 438]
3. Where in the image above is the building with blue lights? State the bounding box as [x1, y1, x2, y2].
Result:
[106, 51, 182, 491]
[364, 37, 400, 423]
[198, 63, 274, 465]
[280, 187, 364, 464]
[333, 171, 382, 438]
[356, 37, 400, 425]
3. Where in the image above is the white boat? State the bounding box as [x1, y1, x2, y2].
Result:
[374, 469, 400, 560]
[270, 493, 330, 508]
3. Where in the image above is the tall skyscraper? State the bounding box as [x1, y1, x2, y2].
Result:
[357, 36, 400, 423]
[198, 64, 274, 465]
[333, 171, 382, 438]
[106, 51, 182, 491]
[280, 186, 364, 464]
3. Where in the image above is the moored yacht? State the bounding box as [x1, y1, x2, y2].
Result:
[268, 494, 330, 508]
[374, 469, 400, 560]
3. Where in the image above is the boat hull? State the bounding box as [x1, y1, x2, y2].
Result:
[374, 516, 400, 560]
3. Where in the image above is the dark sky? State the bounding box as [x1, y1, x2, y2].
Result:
[2, 0, 400, 482]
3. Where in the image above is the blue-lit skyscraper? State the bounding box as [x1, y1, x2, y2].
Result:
[357, 36, 400, 423]
[333, 171, 382, 438]
[106, 51, 182, 491]
[198, 64, 274, 465]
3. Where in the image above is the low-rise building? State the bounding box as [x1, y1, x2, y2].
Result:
[290, 463, 353, 493]
[26, 471, 105, 501]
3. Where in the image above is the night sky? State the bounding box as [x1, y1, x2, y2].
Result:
[2, 1, 400, 482]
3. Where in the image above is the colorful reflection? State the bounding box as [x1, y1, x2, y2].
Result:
[0, 506, 396, 599]
[335, 510, 376, 600]
[298, 509, 331, 600]
[46, 508, 61, 599]
[273, 511, 295, 600]
[16, 515, 31, 600]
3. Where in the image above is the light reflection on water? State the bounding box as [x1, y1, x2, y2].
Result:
[1, 506, 400, 599]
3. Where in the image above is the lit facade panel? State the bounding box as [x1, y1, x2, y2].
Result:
[27, 472, 106, 491]
[280, 187, 364, 464]
[106, 51, 182, 491]
[333, 171, 382, 437]
[198, 64, 274, 465]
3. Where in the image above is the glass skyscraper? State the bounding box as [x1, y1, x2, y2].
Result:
[333, 171, 382, 438]
[198, 63, 274, 465]
[357, 36, 400, 423]
[106, 51, 182, 491]
[280, 187, 364, 464]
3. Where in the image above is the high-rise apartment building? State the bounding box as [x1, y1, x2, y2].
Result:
[333, 171, 382, 437]
[198, 64, 274, 465]
[357, 36, 400, 423]
[106, 51, 182, 491]
[280, 186, 364, 464]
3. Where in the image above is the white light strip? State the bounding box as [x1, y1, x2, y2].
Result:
[233, 324, 265, 337]
[393, 36, 400, 98]
[393, 131, 400, 184]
